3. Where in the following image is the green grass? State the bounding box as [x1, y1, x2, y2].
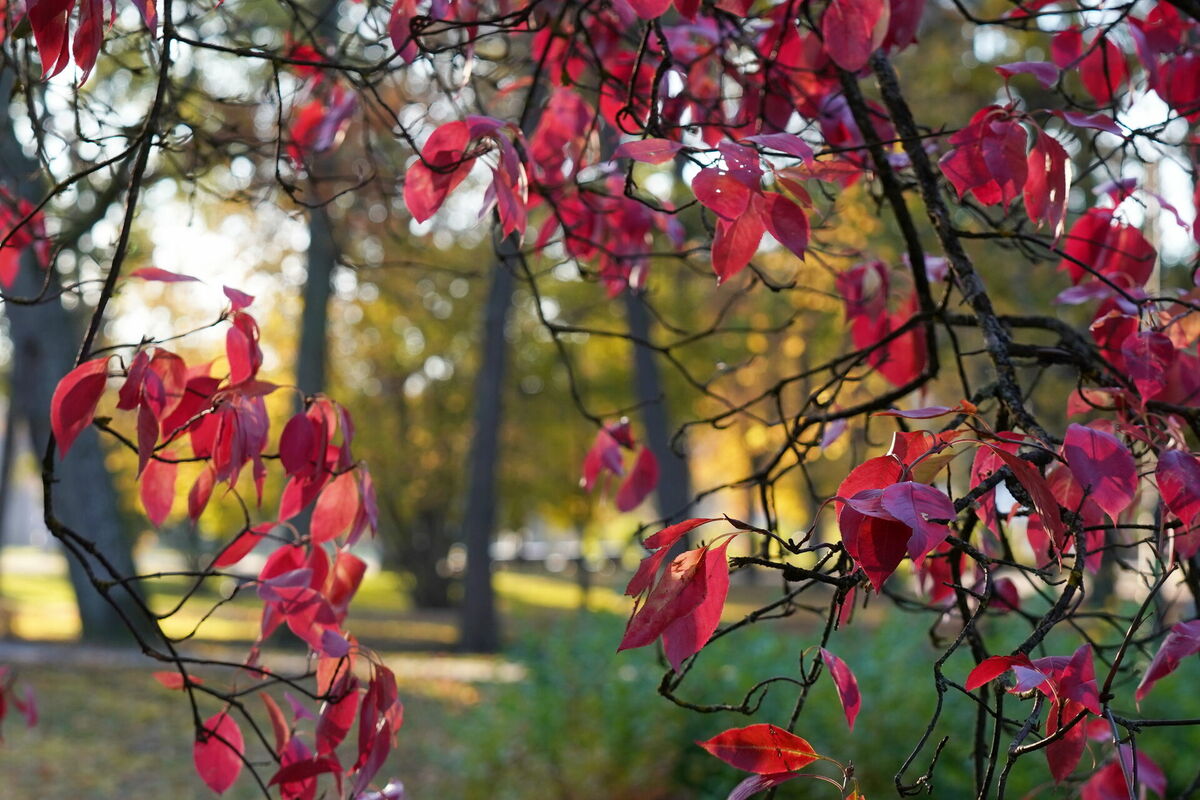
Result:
[4, 551, 1200, 798]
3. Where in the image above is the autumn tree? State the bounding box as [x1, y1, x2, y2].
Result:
[3, 0, 1200, 797]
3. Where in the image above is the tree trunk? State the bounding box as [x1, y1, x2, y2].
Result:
[296, 204, 337, 398]
[458, 240, 516, 653]
[0, 70, 143, 642]
[624, 293, 693, 542]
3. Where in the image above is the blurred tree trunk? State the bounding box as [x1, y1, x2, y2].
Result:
[293, 0, 341, 403]
[624, 293, 693, 547]
[458, 245, 515, 652]
[0, 69, 143, 642]
[296, 204, 337, 398]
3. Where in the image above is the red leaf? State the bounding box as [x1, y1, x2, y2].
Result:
[50, 357, 110, 457]
[694, 169, 754, 219]
[965, 653, 1034, 691]
[1024, 131, 1070, 239]
[311, 471, 361, 544]
[1046, 699, 1087, 783]
[995, 61, 1060, 87]
[619, 546, 707, 651]
[1083, 751, 1167, 800]
[72, 0, 103, 80]
[698, 724, 820, 774]
[316, 680, 360, 755]
[1157, 450, 1200, 536]
[879, 481, 955, 562]
[223, 286, 254, 310]
[839, 507, 911, 591]
[194, 712, 245, 795]
[140, 455, 177, 526]
[129, 267, 201, 283]
[188, 467, 216, 523]
[712, 208, 766, 285]
[404, 121, 474, 222]
[27, 0, 74, 78]
[940, 107, 1027, 209]
[213, 524, 271, 568]
[260, 693, 291, 753]
[820, 648, 861, 731]
[614, 138, 684, 164]
[625, 517, 718, 598]
[760, 193, 809, 260]
[625, 0, 673, 18]
[1136, 619, 1200, 702]
[745, 133, 814, 161]
[616, 446, 659, 512]
[985, 445, 1068, 552]
[1053, 110, 1122, 135]
[152, 671, 203, 690]
[662, 540, 731, 670]
[1078, 36, 1128, 105]
[1062, 424, 1137, 520]
[822, 0, 888, 72]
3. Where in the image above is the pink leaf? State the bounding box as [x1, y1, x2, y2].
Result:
[1053, 110, 1122, 135]
[986, 444, 1068, 553]
[404, 121, 474, 223]
[1158, 450, 1200, 535]
[694, 169, 754, 219]
[711, 208, 766, 285]
[140, 455, 177, 526]
[311, 471, 360, 544]
[50, 357, 110, 457]
[194, 712, 245, 795]
[760, 193, 809, 260]
[1062, 424, 1137, 520]
[745, 133, 814, 161]
[619, 547, 708, 651]
[616, 446, 659, 512]
[152, 671, 203, 690]
[698, 724, 820, 774]
[726, 773, 800, 800]
[129, 267, 201, 283]
[879, 481, 956, 562]
[820, 648, 861, 730]
[1046, 699, 1087, 783]
[995, 61, 1060, 87]
[1024, 131, 1070, 239]
[822, 0, 888, 72]
[614, 138, 684, 164]
[1136, 619, 1200, 702]
[662, 540, 731, 670]
[223, 286, 254, 310]
[965, 653, 1034, 691]
[625, 0, 673, 18]
[213, 524, 271, 568]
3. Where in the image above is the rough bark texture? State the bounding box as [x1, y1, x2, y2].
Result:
[0, 69, 142, 641]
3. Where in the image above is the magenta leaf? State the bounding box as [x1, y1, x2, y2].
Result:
[1062, 424, 1137, 520]
[995, 60, 1060, 87]
[614, 138, 684, 164]
[616, 446, 659, 512]
[820, 648, 861, 730]
[880, 481, 956, 562]
[1136, 619, 1200, 702]
[193, 712, 245, 795]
